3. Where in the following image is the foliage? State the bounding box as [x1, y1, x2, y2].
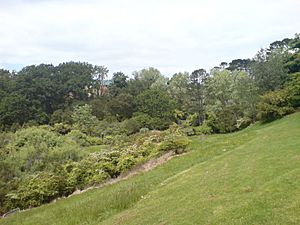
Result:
[6, 172, 65, 209]
[251, 49, 289, 93]
[116, 154, 137, 173]
[52, 123, 72, 135]
[167, 72, 189, 110]
[257, 89, 294, 122]
[109, 72, 128, 97]
[121, 118, 142, 135]
[131, 67, 164, 93]
[3, 127, 84, 174]
[0, 94, 36, 128]
[135, 88, 175, 120]
[0, 34, 300, 216]
[205, 70, 257, 132]
[188, 69, 208, 125]
[193, 122, 213, 135]
[107, 93, 134, 121]
[158, 134, 190, 154]
[72, 104, 99, 135]
[4, 109, 300, 225]
[0, 123, 189, 214]
[285, 34, 300, 74]
[285, 72, 300, 107]
[9, 126, 63, 151]
[66, 130, 102, 147]
[227, 58, 253, 72]
[50, 109, 73, 125]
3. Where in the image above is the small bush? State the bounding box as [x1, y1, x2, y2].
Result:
[236, 117, 252, 130]
[158, 134, 190, 154]
[66, 130, 102, 146]
[10, 126, 62, 150]
[6, 172, 65, 209]
[0, 132, 12, 149]
[122, 118, 142, 135]
[52, 123, 72, 135]
[193, 122, 213, 135]
[257, 89, 294, 122]
[139, 127, 149, 133]
[182, 127, 195, 136]
[116, 154, 137, 173]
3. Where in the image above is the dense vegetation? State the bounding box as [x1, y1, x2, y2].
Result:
[1, 110, 299, 225]
[0, 34, 299, 216]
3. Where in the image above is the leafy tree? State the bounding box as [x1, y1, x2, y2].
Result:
[55, 62, 95, 102]
[285, 34, 300, 74]
[251, 49, 289, 93]
[0, 62, 98, 128]
[107, 93, 134, 121]
[168, 72, 189, 110]
[205, 69, 258, 132]
[0, 69, 14, 99]
[50, 109, 73, 125]
[285, 72, 300, 107]
[267, 38, 291, 54]
[71, 104, 98, 135]
[109, 72, 128, 97]
[16, 64, 57, 118]
[0, 94, 35, 127]
[135, 88, 175, 120]
[128, 67, 164, 95]
[189, 69, 208, 125]
[231, 71, 259, 121]
[92, 65, 109, 96]
[227, 59, 252, 72]
[89, 98, 109, 120]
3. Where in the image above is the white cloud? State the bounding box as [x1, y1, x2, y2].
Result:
[0, 0, 299, 76]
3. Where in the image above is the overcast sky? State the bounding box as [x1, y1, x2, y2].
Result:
[0, 0, 299, 76]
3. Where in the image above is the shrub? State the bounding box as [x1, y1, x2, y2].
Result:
[236, 117, 252, 130]
[285, 72, 300, 107]
[4, 127, 85, 174]
[131, 113, 153, 129]
[158, 134, 190, 154]
[0, 132, 12, 149]
[6, 172, 65, 209]
[132, 113, 171, 130]
[182, 127, 195, 136]
[61, 160, 110, 190]
[10, 126, 62, 150]
[186, 113, 199, 126]
[52, 123, 72, 135]
[122, 118, 142, 135]
[139, 127, 149, 133]
[193, 122, 213, 135]
[50, 109, 73, 125]
[71, 104, 99, 135]
[257, 89, 294, 122]
[205, 108, 237, 133]
[116, 154, 137, 173]
[66, 130, 102, 146]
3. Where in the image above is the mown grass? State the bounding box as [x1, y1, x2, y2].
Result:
[1, 113, 300, 225]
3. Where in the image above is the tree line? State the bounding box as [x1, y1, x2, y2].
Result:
[0, 34, 299, 133]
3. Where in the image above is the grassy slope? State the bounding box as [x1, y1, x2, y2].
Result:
[1, 113, 300, 225]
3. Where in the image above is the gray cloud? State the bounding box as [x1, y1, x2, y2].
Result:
[0, 0, 299, 76]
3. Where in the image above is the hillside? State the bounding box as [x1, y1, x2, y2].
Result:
[1, 113, 300, 225]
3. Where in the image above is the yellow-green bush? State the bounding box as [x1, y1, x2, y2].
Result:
[257, 89, 294, 122]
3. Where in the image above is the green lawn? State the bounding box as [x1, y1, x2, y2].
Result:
[1, 113, 300, 225]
